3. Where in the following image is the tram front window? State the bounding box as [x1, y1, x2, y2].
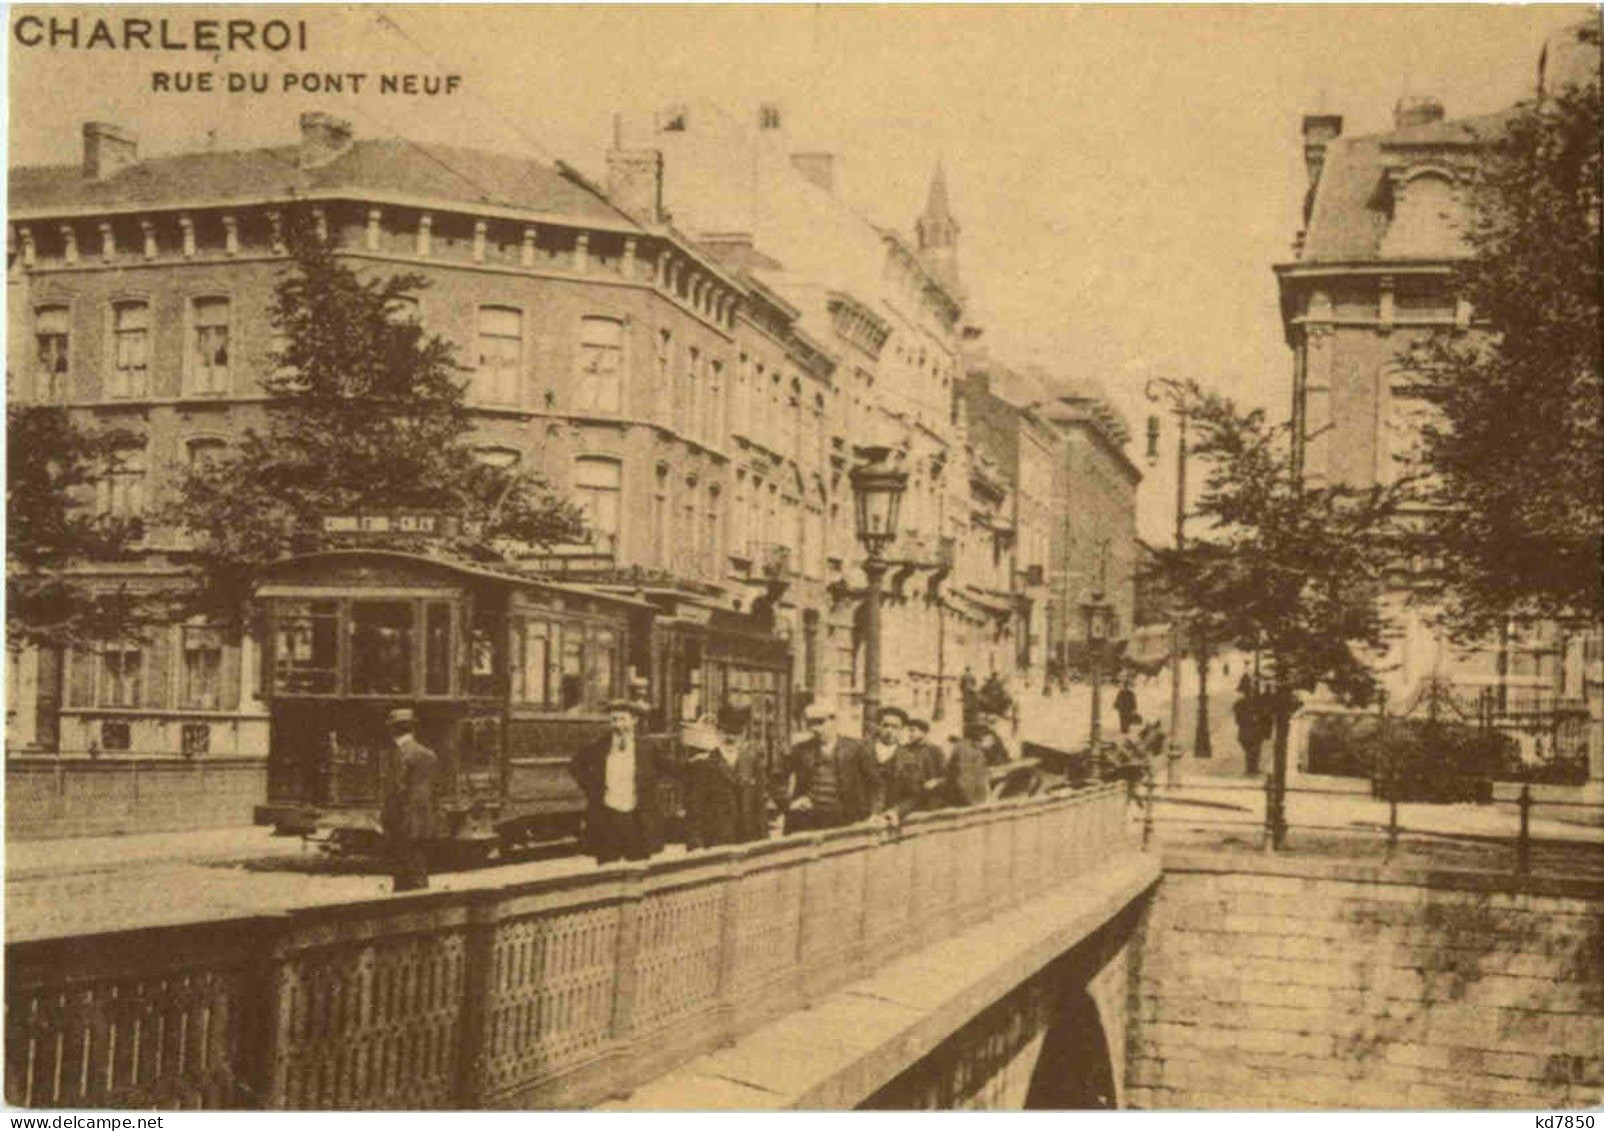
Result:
[274, 600, 338, 694]
[350, 601, 414, 695]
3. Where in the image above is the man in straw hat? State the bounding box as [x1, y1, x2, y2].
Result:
[569, 697, 664, 864]
[382, 708, 438, 893]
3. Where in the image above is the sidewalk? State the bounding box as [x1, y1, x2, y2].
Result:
[4, 823, 307, 879]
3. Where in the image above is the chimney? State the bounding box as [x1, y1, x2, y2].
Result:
[298, 111, 353, 168]
[790, 152, 836, 194]
[606, 147, 665, 226]
[1393, 95, 1445, 130]
[82, 122, 137, 181]
[1301, 113, 1344, 190]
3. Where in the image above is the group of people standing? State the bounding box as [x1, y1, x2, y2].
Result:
[376, 688, 1012, 891]
[566, 698, 998, 867]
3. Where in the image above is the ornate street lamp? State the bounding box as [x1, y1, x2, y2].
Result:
[850, 445, 909, 736]
[1081, 589, 1114, 765]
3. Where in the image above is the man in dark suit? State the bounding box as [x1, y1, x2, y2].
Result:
[680, 718, 739, 850]
[859, 705, 929, 824]
[934, 722, 991, 810]
[785, 704, 867, 833]
[569, 698, 664, 864]
[382, 708, 438, 893]
[902, 715, 948, 812]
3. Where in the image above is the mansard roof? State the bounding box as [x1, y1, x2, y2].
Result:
[10, 138, 635, 228]
[1298, 110, 1511, 265]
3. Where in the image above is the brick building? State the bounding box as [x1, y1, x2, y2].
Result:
[616, 98, 980, 726]
[959, 355, 1141, 691]
[1274, 21, 1601, 786]
[7, 112, 804, 757]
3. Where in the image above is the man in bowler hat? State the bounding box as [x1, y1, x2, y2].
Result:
[382, 708, 438, 893]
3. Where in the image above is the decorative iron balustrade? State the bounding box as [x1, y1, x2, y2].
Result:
[748, 541, 795, 580]
[5, 785, 1130, 1111]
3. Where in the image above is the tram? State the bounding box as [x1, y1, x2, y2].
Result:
[251, 550, 792, 858]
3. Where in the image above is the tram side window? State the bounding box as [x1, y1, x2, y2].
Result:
[470, 609, 500, 698]
[424, 602, 452, 696]
[591, 628, 618, 705]
[350, 602, 414, 696]
[513, 618, 553, 707]
[560, 629, 585, 711]
[274, 600, 339, 694]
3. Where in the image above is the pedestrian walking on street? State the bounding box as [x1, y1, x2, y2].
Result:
[784, 704, 867, 833]
[680, 718, 739, 850]
[570, 698, 664, 864]
[1115, 677, 1140, 736]
[1234, 674, 1270, 776]
[381, 708, 438, 893]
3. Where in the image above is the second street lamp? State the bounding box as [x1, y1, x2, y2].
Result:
[849, 445, 909, 738]
[1081, 589, 1114, 768]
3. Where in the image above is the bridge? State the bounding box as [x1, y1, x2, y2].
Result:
[5, 785, 1160, 1110]
[9, 781, 1601, 1111]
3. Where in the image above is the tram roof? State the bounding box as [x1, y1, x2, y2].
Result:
[254, 549, 659, 610]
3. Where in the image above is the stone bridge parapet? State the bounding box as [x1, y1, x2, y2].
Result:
[5, 784, 1132, 1110]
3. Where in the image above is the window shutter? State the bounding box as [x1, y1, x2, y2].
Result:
[67, 647, 95, 708]
[143, 627, 171, 709]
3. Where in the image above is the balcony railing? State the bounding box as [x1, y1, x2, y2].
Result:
[5, 785, 1129, 1111]
[749, 541, 795, 579]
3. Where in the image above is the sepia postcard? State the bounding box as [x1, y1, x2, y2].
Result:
[5, 3, 1601, 1116]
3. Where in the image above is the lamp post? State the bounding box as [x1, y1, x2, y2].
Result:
[1082, 589, 1114, 767]
[1145, 377, 1211, 763]
[850, 445, 909, 738]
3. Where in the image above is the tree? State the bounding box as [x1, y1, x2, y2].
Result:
[1406, 61, 1602, 636]
[6, 404, 149, 650]
[1142, 383, 1409, 846]
[169, 221, 583, 622]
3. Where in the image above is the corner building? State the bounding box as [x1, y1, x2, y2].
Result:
[1275, 22, 1602, 791]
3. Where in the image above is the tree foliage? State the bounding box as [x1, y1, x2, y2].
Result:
[6, 405, 149, 649]
[168, 221, 584, 621]
[1141, 383, 1410, 838]
[1406, 63, 1602, 635]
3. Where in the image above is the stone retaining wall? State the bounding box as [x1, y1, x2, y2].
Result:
[1126, 853, 1604, 1111]
[6, 758, 266, 839]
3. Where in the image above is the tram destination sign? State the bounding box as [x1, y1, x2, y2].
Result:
[321, 513, 462, 537]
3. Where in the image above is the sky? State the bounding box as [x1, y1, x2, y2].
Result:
[6, 3, 1589, 541]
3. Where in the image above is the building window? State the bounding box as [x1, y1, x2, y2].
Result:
[575, 316, 624, 414]
[707, 484, 723, 563]
[573, 456, 622, 546]
[99, 446, 145, 519]
[684, 476, 699, 558]
[708, 359, 725, 444]
[181, 625, 224, 710]
[35, 305, 69, 403]
[110, 301, 150, 398]
[186, 437, 228, 469]
[655, 329, 672, 422]
[100, 644, 143, 708]
[652, 464, 670, 566]
[688, 347, 703, 441]
[475, 305, 522, 405]
[190, 296, 231, 395]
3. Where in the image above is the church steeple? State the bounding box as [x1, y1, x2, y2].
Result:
[915, 161, 961, 293]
